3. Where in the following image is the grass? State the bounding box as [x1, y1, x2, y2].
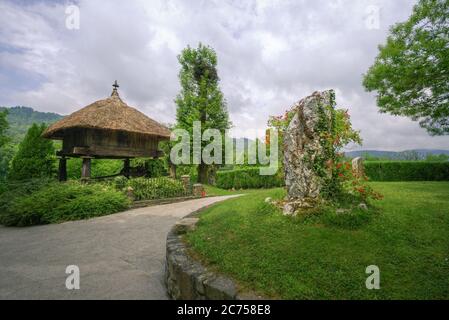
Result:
[186, 182, 449, 299]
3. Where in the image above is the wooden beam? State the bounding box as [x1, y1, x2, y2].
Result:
[72, 146, 160, 158]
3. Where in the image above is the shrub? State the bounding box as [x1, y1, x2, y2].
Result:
[127, 177, 186, 200]
[0, 178, 53, 214]
[215, 167, 284, 189]
[0, 181, 130, 227]
[9, 123, 55, 181]
[365, 161, 449, 181]
[113, 176, 129, 190]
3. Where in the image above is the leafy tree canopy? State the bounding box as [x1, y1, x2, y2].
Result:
[175, 43, 231, 183]
[0, 110, 9, 148]
[363, 0, 449, 135]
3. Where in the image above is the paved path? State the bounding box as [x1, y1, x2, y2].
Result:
[0, 196, 239, 300]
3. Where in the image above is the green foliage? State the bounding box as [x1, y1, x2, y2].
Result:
[363, 0, 449, 135]
[214, 161, 449, 187]
[365, 161, 449, 181]
[175, 43, 231, 183]
[67, 158, 123, 179]
[127, 177, 186, 200]
[9, 123, 55, 181]
[0, 111, 14, 183]
[425, 153, 449, 161]
[0, 110, 9, 148]
[131, 158, 168, 178]
[0, 178, 53, 214]
[113, 176, 129, 190]
[0, 181, 129, 227]
[215, 167, 284, 189]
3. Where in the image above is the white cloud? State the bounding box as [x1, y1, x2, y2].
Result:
[0, 0, 447, 150]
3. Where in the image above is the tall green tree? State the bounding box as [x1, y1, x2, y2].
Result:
[363, 0, 449, 135]
[0, 110, 12, 184]
[0, 110, 8, 148]
[9, 123, 55, 181]
[175, 43, 231, 183]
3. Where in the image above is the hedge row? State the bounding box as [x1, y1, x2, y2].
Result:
[215, 162, 449, 189]
[216, 167, 284, 189]
[364, 161, 449, 181]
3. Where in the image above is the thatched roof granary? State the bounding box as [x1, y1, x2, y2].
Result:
[43, 81, 171, 181]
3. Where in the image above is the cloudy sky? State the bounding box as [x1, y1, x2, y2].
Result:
[0, 0, 448, 151]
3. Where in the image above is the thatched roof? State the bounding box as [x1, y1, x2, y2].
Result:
[42, 85, 171, 140]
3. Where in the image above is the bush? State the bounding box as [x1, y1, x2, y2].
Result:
[9, 123, 55, 181]
[216, 167, 284, 189]
[365, 161, 449, 181]
[113, 176, 129, 190]
[127, 177, 186, 200]
[0, 178, 53, 213]
[0, 181, 130, 227]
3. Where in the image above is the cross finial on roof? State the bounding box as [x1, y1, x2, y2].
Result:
[111, 80, 120, 97]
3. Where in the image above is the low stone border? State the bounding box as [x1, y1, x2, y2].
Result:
[165, 217, 238, 300]
[131, 196, 199, 209]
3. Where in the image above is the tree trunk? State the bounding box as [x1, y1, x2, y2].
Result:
[197, 162, 208, 183]
[169, 162, 177, 179]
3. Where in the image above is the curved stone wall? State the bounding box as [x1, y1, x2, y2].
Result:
[164, 218, 238, 300]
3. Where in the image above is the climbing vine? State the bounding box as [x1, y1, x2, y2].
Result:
[268, 91, 382, 203]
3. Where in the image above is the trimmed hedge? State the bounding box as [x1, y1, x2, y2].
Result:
[364, 161, 449, 181]
[216, 167, 284, 189]
[215, 161, 449, 189]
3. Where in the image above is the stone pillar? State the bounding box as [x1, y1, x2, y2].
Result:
[283, 90, 335, 215]
[181, 175, 190, 192]
[123, 158, 130, 179]
[81, 157, 93, 181]
[352, 157, 365, 178]
[193, 183, 205, 198]
[58, 156, 67, 182]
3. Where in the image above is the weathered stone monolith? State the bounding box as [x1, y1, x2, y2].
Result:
[352, 157, 365, 178]
[283, 90, 335, 215]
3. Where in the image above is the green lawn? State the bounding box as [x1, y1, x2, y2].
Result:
[186, 182, 449, 299]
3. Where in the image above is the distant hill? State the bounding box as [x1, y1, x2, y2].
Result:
[345, 149, 449, 160]
[0, 106, 64, 143]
